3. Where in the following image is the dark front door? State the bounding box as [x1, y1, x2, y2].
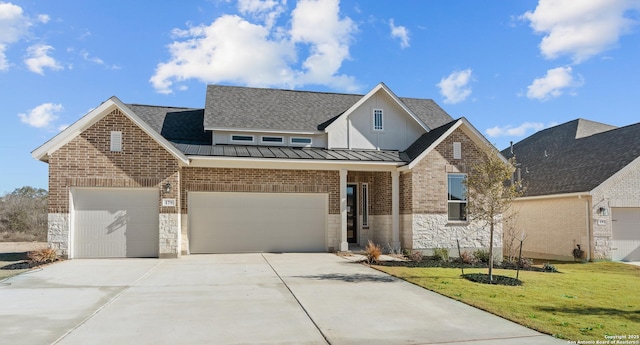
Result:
[347, 185, 357, 243]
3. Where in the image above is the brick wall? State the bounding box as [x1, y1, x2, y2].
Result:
[48, 108, 181, 213]
[181, 167, 340, 214]
[347, 171, 391, 215]
[409, 128, 486, 214]
[511, 196, 589, 261]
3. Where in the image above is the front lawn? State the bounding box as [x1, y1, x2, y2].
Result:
[375, 262, 640, 341]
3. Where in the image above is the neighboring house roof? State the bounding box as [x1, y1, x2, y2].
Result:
[204, 84, 452, 132]
[502, 119, 640, 197]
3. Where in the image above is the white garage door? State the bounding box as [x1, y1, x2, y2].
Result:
[189, 192, 327, 254]
[611, 208, 640, 261]
[72, 188, 159, 258]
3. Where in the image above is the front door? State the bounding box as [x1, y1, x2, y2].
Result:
[347, 185, 357, 243]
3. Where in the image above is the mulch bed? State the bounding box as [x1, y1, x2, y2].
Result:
[375, 258, 559, 273]
[462, 273, 523, 286]
[0, 259, 61, 270]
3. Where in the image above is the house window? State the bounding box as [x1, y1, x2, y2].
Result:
[453, 142, 462, 159]
[231, 134, 255, 143]
[110, 131, 122, 152]
[261, 136, 284, 144]
[448, 174, 467, 221]
[361, 183, 369, 227]
[373, 109, 384, 131]
[290, 137, 312, 145]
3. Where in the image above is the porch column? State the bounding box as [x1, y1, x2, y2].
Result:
[391, 170, 400, 249]
[340, 169, 349, 251]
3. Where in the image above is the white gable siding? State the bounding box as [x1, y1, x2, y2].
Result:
[345, 91, 425, 151]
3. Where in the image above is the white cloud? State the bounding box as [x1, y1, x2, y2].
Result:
[18, 103, 63, 128]
[25, 44, 63, 74]
[37, 14, 50, 24]
[389, 19, 409, 49]
[526, 66, 582, 100]
[485, 122, 547, 138]
[150, 0, 359, 94]
[80, 50, 120, 69]
[237, 0, 285, 28]
[436, 69, 473, 104]
[522, 0, 640, 63]
[0, 2, 30, 70]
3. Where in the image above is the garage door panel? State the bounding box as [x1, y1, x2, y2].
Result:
[73, 189, 159, 258]
[612, 208, 640, 261]
[189, 192, 327, 254]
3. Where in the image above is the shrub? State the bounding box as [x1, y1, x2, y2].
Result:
[459, 251, 477, 264]
[433, 248, 449, 262]
[517, 257, 533, 269]
[473, 249, 490, 263]
[365, 240, 382, 264]
[543, 263, 558, 272]
[409, 251, 423, 262]
[27, 248, 58, 264]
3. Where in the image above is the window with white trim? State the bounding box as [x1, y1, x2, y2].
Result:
[261, 136, 284, 144]
[373, 109, 384, 131]
[447, 174, 467, 221]
[290, 137, 312, 145]
[110, 131, 122, 152]
[231, 134, 255, 143]
[361, 183, 369, 227]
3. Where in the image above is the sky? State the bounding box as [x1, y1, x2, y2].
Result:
[1, 0, 640, 193]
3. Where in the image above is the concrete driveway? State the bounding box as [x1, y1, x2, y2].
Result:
[0, 253, 564, 345]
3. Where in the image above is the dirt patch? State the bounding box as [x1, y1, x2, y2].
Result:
[0, 242, 48, 254]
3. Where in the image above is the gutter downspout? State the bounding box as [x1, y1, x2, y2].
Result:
[584, 196, 592, 261]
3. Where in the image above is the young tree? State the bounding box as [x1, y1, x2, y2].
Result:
[464, 146, 523, 282]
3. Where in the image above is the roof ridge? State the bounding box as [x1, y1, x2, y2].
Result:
[207, 84, 365, 97]
[127, 103, 201, 110]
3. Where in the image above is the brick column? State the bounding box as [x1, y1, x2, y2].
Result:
[391, 170, 400, 249]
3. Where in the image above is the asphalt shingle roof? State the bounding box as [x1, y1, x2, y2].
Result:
[127, 104, 210, 145]
[204, 85, 453, 132]
[502, 119, 640, 197]
[126, 85, 459, 164]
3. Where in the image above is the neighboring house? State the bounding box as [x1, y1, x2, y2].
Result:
[33, 83, 504, 259]
[502, 119, 640, 261]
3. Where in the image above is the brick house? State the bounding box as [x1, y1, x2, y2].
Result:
[503, 119, 640, 261]
[33, 83, 504, 259]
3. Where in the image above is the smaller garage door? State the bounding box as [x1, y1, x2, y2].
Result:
[72, 188, 159, 258]
[189, 192, 327, 254]
[611, 208, 640, 261]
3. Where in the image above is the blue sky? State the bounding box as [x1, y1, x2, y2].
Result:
[2, 0, 640, 193]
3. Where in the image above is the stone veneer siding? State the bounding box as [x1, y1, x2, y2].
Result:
[47, 108, 181, 257]
[403, 128, 500, 255]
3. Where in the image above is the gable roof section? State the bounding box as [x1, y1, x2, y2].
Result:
[502, 119, 640, 197]
[204, 83, 452, 132]
[32, 97, 189, 164]
[401, 117, 506, 170]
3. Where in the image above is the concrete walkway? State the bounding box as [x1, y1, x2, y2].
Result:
[0, 253, 564, 345]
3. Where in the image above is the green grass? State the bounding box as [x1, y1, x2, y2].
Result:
[0, 252, 31, 280]
[375, 262, 640, 341]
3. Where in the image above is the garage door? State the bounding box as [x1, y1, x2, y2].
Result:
[611, 208, 640, 261]
[189, 192, 327, 253]
[72, 188, 159, 258]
